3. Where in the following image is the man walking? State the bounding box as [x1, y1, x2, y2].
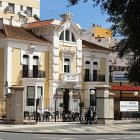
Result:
[86, 107, 93, 125]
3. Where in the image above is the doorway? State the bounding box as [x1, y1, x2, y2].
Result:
[63, 89, 69, 113]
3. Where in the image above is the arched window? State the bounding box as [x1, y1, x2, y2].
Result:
[86, 61, 90, 64]
[84, 61, 91, 81]
[22, 55, 29, 77]
[71, 32, 76, 42]
[93, 62, 98, 65]
[59, 31, 64, 40]
[33, 56, 39, 77]
[66, 30, 70, 41]
[59, 30, 76, 42]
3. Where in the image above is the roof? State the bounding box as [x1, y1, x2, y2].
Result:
[0, 25, 50, 43]
[24, 19, 55, 29]
[82, 40, 112, 52]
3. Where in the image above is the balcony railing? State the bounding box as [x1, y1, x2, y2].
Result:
[84, 74, 105, 82]
[21, 70, 45, 78]
[60, 73, 79, 83]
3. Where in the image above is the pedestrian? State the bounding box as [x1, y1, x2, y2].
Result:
[86, 107, 93, 125]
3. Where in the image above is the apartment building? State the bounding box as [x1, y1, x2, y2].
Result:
[0, 12, 111, 117]
[0, 0, 40, 27]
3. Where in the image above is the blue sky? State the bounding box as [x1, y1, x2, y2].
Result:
[40, 0, 112, 30]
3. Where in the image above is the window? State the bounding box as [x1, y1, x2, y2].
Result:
[0, 1, 2, 7]
[93, 62, 98, 65]
[27, 86, 35, 106]
[71, 33, 76, 42]
[64, 58, 70, 73]
[8, 3, 14, 13]
[66, 30, 70, 41]
[22, 55, 29, 77]
[86, 61, 90, 64]
[59, 30, 76, 42]
[59, 31, 64, 40]
[27, 7, 32, 16]
[33, 56, 39, 78]
[93, 70, 97, 81]
[84, 69, 90, 81]
[20, 5, 23, 11]
[37, 86, 43, 99]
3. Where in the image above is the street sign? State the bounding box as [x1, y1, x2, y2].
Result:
[113, 71, 128, 82]
[120, 101, 139, 112]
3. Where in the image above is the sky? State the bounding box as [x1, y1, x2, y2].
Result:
[40, 0, 112, 30]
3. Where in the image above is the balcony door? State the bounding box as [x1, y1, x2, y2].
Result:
[93, 70, 97, 81]
[33, 56, 39, 78]
[64, 58, 70, 73]
[22, 55, 29, 77]
[84, 69, 90, 81]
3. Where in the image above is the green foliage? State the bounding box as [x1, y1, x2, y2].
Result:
[68, 0, 140, 84]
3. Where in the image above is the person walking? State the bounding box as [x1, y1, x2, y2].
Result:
[86, 107, 93, 125]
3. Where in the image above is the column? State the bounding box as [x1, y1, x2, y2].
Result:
[95, 85, 114, 124]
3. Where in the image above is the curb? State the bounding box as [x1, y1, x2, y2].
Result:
[0, 130, 140, 135]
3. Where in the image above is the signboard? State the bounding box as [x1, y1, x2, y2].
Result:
[120, 101, 139, 112]
[111, 86, 140, 91]
[113, 71, 128, 82]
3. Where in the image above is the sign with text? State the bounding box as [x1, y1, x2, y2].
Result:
[120, 101, 139, 112]
[113, 71, 128, 82]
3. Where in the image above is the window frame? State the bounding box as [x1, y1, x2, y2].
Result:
[8, 3, 15, 13]
[59, 30, 76, 43]
[27, 7, 32, 16]
[64, 58, 71, 73]
[27, 86, 35, 106]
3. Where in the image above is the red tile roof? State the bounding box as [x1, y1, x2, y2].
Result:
[24, 19, 55, 29]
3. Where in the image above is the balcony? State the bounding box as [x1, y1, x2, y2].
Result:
[21, 70, 45, 78]
[60, 73, 79, 83]
[84, 74, 105, 82]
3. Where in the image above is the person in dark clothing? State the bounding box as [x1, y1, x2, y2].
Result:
[86, 107, 93, 125]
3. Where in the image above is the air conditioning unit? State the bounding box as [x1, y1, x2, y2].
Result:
[18, 11, 27, 17]
[4, 6, 10, 12]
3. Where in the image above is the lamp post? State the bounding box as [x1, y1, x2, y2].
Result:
[54, 97, 57, 122]
[36, 98, 39, 124]
[134, 91, 138, 101]
[90, 90, 95, 111]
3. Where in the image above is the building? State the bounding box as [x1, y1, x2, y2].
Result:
[82, 23, 140, 120]
[0, 12, 111, 118]
[0, 0, 40, 27]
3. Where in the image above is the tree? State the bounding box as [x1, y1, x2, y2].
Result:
[68, 0, 140, 84]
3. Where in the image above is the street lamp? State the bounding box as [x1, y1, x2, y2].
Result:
[134, 91, 138, 101]
[90, 90, 95, 111]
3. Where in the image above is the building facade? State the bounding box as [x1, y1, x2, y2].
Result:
[0, 0, 40, 27]
[0, 12, 111, 117]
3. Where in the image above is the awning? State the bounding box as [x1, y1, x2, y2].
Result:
[111, 86, 140, 91]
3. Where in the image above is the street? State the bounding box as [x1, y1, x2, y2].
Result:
[0, 132, 140, 140]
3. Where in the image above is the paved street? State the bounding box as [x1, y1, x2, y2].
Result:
[0, 120, 140, 135]
[0, 133, 140, 140]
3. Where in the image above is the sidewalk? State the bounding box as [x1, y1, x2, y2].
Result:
[0, 120, 140, 135]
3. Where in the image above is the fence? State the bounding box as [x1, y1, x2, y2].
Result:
[23, 99, 92, 122]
